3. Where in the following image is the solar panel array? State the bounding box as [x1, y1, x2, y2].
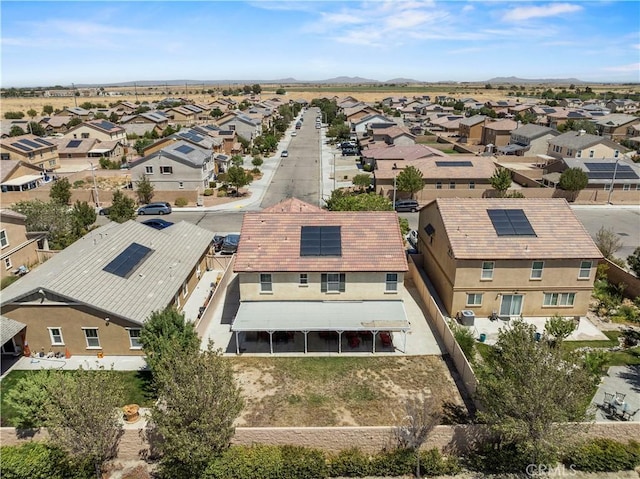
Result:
[175, 144, 195, 154]
[96, 120, 117, 131]
[10, 142, 32, 152]
[300, 226, 342, 256]
[102, 242, 153, 278]
[9, 137, 54, 152]
[179, 131, 205, 143]
[67, 140, 82, 148]
[435, 161, 473, 167]
[584, 162, 639, 180]
[487, 209, 537, 237]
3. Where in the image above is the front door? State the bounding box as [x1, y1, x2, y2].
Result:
[500, 294, 524, 317]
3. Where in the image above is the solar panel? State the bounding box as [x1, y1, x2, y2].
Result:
[33, 138, 53, 146]
[435, 161, 473, 167]
[98, 120, 116, 131]
[103, 243, 153, 278]
[175, 144, 195, 154]
[300, 226, 342, 256]
[67, 140, 82, 148]
[585, 162, 615, 172]
[10, 142, 32, 152]
[487, 209, 536, 237]
[19, 139, 43, 149]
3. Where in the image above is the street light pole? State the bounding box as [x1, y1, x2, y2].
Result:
[89, 161, 100, 208]
[393, 172, 397, 206]
[607, 158, 619, 205]
[332, 152, 336, 191]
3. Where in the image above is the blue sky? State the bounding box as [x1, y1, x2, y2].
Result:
[1, 1, 639, 87]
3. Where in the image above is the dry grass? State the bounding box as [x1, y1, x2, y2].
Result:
[232, 356, 466, 427]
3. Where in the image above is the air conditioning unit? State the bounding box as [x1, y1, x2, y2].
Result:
[460, 310, 475, 326]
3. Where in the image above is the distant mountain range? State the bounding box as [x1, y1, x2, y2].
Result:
[72, 76, 590, 88]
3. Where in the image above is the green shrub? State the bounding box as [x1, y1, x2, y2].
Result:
[452, 323, 475, 361]
[217, 188, 228, 197]
[565, 439, 640, 472]
[328, 448, 372, 477]
[175, 197, 188, 207]
[209, 181, 217, 188]
[203, 189, 213, 196]
[0, 442, 93, 479]
[369, 448, 414, 476]
[72, 180, 85, 188]
[251, 167, 261, 174]
[418, 448, 460, 476]
[281, 445, 327, 479]
[464, 440, 531, 474]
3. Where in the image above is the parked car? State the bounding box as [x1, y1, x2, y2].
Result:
[281, 150, 289, 157]
[220, 234, 240, 254]
[342, 147, 358, 156]
[394, 199, 419, 212]
[137, 202, 172, 215]
[291, 131, 297, 136]
[213, 234, 226, 252]
[295, 122, 302, 129]
[141, 218, 174, 230]
[406, 229, 418, 247]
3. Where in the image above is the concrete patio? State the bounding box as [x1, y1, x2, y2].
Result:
[591, 365, 640, 423]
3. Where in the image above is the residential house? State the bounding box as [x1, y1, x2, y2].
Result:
[360, 144, 446, 171]
[547, 109, 592, 129]
[0, 209, 45, 280]
[542, 157, 640, 194]
[193, 124, 239, 155]
[1, 315, 27, 356]
[343, 104, 380, 123]
[595, 114, 640, 140]
[0, 134, 59, 171]
[366, 125, 416, 146]
[606, 99, 640, 114]
[0, 220, 214, 356]
[546, 130, 625, 160]
[458, 115, 486, 144]
[499, 124, 560, 157]
[351, 114, 398, 133]
[64, 120, 127, 143]
[39, 116, 73, 134]
[114, 101, 138, 115]
[429, 115, 464, 134]
[54, 138, 99, 158]
[55, 107, 93, 120]
[130, 140, 214, 191]
[216, 112, 262, 142]
[166, 105, 198, 125]
[559, 98, 583, 108]
[0, 160, 50, 193]
[480, 119, 518, 147]
[87, 140, 125, 160]
[1, 120, 32, 138]
[416, 198, 602, 318]
[231, 198, 410, 354]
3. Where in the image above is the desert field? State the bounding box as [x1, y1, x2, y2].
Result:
[2, 82, 637, 115]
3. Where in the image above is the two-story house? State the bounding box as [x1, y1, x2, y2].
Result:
[64, 120, 127, 143]
[0, 209, 45, 280]
[547, 130, 625, 160]
[458, 115, 486, 144]
[130, 140, 214, 191]
[416, 198, 602, 319]
[231, 198, 410, 354]
[0, 134, 59, 171]
[595, 114, 640, 140]
[499, 124, 560, 157]
[481, 119, 518, 147]
[216, 112, 262, 143]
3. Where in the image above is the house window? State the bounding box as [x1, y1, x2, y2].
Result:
[589, 150, 594, 158]
[449, 181, 456, 189]
[175, 293, 181, 309]
[321, 273, 345, 293]
[48, 327, 64, 346]
[48, 160, 56, 167]
[83, 328, 100, 348]
[260, 273, 272, 292]
[4, 257, 12, 270]
[160, 166, 173, 174]
[543, 292, 576, 306]
[466, 293, 483, 306]
[530, 261, 544, 279]
[469, 181, 475, 189]
[128, 329, 142, 349]
[481, 261, 494, 280]
[178, 181, 184, 189]
[576, 150, 582, 158]
[145, 166, 153, 174]
[435, 181, 442, 189]
[603, 184, 611, 191]
[579, 261, 592, 279]
[81, 133, 89, 139]
[385, 273, 398, 292]
[0, 229, 8, 248]
[567, 149, 573, 156]
[182, 281, 188, 298]
[196, 264, 201, 278]
[623, 184, 630, 191]
[299, 273, 308, 285]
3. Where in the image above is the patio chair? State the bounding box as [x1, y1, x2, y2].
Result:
[615, 392, 626, 404]
[602, 392, 615, 412]
[622, 409, 639, 421]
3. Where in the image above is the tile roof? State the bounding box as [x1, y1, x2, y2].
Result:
[376, 156, 496, 180]
[0, 221, 213, 324]
[234, 202, 408, 273]
[433, 198, 602, 260]
[482, 119, 518, 131]
[53, 138, 98, 154]
[595, 114, 639, 127]
[0, 134, 56, 153]
[0, 316, 26, 345]
[262, 198, 324, 213]
[510, 124, 558, 140]
[361, 144, 446, 161]
[548, 131, 618, 150]
[459, 115, 486, 127]
[86, 120, 124, 133]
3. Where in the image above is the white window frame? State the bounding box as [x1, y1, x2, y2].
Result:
[182, 281, 188, 298]
[466, 293, 483, 306]
[260, 273, 272, 293]
[145, 166, 153, 174]
[435, 181, 442, 189]
[178, 181, 184, 189]
[589, 150, 594, 158]
[326, 273, 341, 292]
[530, 261, 544, 280]
[614, 150, 619, 158]
[127, 328, 142, 349]
[578, 261, 592, 279]
[449, 181, 456, 189]
[48, 327, 64, 346]
[576, 150, 582, 158]
[481, 261, 494, 280]
[385, 273, 398, 292]
[299, 273, 308, 286]
[0, 229, 8, 249]
[623, 184, 630, 191]
[4, 257, 12, 270]
[603, 184, 611, 191]
[82, 328, 101, 349]
[543, 292, 576, 307]
[196, 264, 201, 278]
[469, 181, 475, 189]
[160, 166, 173, 175]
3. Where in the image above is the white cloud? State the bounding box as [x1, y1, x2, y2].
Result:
[603, 63, 640, 72]
[462, 5, 474, 13]
[502, 3, 582, 22]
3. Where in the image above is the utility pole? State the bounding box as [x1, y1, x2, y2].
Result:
[607, 158, 619, 205]
[134, 82, 138, 103]
[89, 161, 100, 208]
[72, 83, 77, 107]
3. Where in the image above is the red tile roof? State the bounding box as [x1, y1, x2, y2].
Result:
[235, 201, 408, 273]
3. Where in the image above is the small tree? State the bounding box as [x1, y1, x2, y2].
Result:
[70, 200, 96, 236]
[210, 107, 223, 118]
[251, 83, 262, 94]
[489, 167, 512, 197]
[151, 343, 244, 478]
[136, 175, 155, 204]
[27, 108, 37, 120]
[595, 226, 623, 259]
[251, 157, 263, 169]
[42, 104, 54, 115]
[558, 167, 588, 202]
[544, 314, 577, 345]
[108, 189, 136, 223]
[9, 125, 25, 137]
[396, 166, 424, 199]
[325, 191, 393, 211]
[627, 247, 640, 277]
[226, 165, 253, 196]
[352, 173, 372, 193]
[231, 154, 244, 167]
[4, 369, 58, 429]
[394, 395, 441, 478]
[49, 177, 72, 205]
[67, 117, 82, 127]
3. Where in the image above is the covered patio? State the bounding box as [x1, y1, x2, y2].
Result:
[231, 300, 410, 354]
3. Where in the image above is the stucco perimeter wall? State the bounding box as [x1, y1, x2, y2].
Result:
[1, 188, 198, 207]
[3, 423, 640, 459]
[601, 258, 640, 300]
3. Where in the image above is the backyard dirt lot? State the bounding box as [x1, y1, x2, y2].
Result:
[232, 356, 466, 427]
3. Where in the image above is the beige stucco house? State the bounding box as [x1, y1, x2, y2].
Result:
[0, 134, 59, 171]
[417, 198, 602, 319]
[547, 131, 625, 160]
[481, 119, 518, 147]
[0, 220, 214, 356]
[64, 120, 127, 142]
[499, 124, 560, 157]
[0, 209, 45, 280]
[231, 198, 410, 353]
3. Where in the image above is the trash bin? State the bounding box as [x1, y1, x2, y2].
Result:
[534, 332, 541, 342]
[479, 333, 487, 343]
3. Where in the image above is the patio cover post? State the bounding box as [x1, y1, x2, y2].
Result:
[403, 331, 407, 353]
[337, 330, 343, 354]
[303, 330, 309, 354]
[235, 331, 240, 354]
[372, 330, 378, 353]
[268, 331, 274, 354]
